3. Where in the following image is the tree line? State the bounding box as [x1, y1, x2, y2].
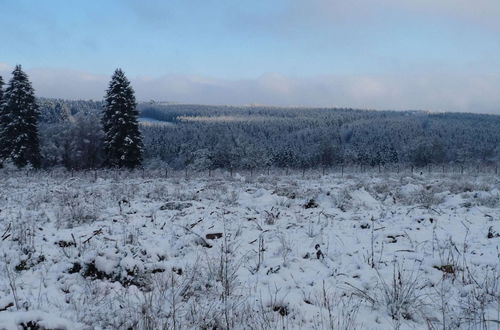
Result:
[37, 100, 499, 172]
[0, 66, 143, 169]
[136, 104, 499, 171]
[1, 66, 499, 172]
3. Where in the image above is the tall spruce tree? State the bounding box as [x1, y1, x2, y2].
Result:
[0, 65, 41, 168]
[0, 75, 5, 165]
[0, 75, 4, 107]
[102, 69, 143, 168]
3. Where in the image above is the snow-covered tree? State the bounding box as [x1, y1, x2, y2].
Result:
[0, 75, 6, 169]
[0, 65, 41, 168]
[27, 99, 500, 170]
[102, 69, 143, 168]
[0, 75, 4, 109]
[318, 139, 338, 168]
[0, 75, 5, 161]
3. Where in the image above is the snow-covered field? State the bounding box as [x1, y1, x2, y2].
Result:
[0, 170, 499, 329]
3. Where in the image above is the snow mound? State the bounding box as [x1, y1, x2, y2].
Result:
[0, 311, 80, 330]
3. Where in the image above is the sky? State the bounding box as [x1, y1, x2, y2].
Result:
[1, 0, 500, 114]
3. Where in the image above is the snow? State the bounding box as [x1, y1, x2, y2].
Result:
[0, 311, 81, 330]
[0, 170, 498, 329]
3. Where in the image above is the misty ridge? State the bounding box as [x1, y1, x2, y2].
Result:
[36, 97, 500, 172]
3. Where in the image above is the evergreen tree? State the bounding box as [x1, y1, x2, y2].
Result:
[0, 75, 4, 128]
[0, 75, 4, 107]
[0, 75, 4, 166]
[0, 65, 41, 168]
[102, 69, 143, 168]
[318, 139, 337, 168]
[389, 145, 399, 164]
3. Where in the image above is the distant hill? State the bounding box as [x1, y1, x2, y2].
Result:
[37, 98, 500, 169]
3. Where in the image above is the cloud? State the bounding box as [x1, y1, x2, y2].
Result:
[121, 0, 500, 29]
[1, 63, 499, 114]
[232, 0, 500, 37]
[308, 0, 500, 25]
[387, 0, 500, 24]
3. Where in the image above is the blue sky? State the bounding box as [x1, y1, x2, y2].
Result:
[1, 0, 500, 113]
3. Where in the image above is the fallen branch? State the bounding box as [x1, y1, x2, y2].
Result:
[83, 228, 103, 244]
[1, 223, 11, 241]
[0, 302, 13, 312]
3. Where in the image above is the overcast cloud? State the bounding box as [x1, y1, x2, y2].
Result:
[1, 63, 499, 114]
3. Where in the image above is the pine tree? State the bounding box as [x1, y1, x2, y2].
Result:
[0, 65, 41, 168]
[102, 69, 143, 168]
[0, 75, 4, 107]
[0, 75, 4, 127]
[0, 75, 5, 165]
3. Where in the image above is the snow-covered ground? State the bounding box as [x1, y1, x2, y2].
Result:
[0, 170, 499, 329]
